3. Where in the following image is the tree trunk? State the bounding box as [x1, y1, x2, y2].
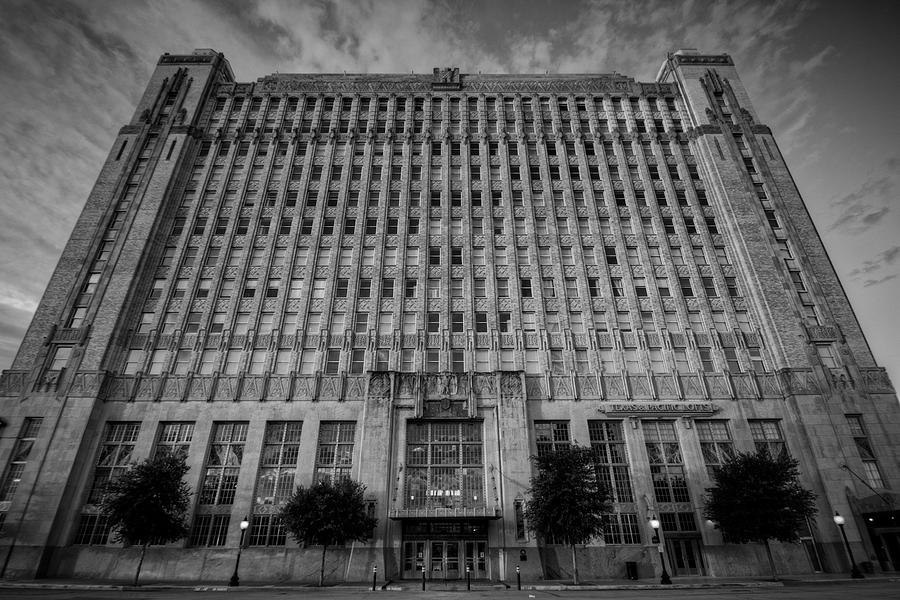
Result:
[762, 539, 778, 581]
[319, 544, 328, 587]
[571, 543, 579, 586]
[133, 543, 148, 587]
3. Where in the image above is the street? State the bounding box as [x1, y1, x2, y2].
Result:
[0, 581, 897, 600]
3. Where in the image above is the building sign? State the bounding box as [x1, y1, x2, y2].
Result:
[427, 489, 462, 497]
[599, 402, 718, 416]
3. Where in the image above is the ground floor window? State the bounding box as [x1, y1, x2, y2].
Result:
[189, 513, 230, 547]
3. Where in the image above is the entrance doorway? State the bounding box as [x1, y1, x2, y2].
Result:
[666, 537, 704, 575]
[402, 539, 488, 579]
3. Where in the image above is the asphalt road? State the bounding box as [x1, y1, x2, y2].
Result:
[0, 581, 897, 600]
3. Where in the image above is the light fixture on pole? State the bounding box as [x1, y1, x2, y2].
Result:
[229, 516, 250, 587]
[833, 512, 864, 579]
[649, 517, 672, 584]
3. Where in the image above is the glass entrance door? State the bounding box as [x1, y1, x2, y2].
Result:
[464, 541, 487, 578]
[666, 537, 704, 575]
[429, 541, 460, 579]
[402, 541, 426, 579]
[403, 539, 484, 579]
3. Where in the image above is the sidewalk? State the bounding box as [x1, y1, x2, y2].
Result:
[0, 572, 897, 592]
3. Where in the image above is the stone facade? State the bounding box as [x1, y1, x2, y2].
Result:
[0, 48, 898, 583]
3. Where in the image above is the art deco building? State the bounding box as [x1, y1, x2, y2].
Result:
[0, 48, 898, 583]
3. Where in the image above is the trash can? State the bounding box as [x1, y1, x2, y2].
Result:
[625, 561, 638, 580]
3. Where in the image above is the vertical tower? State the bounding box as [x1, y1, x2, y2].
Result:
[659, 49, 900, 573]
[0, 50, 233, 578]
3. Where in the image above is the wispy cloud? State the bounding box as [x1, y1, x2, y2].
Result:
[829, 157, 898, 233]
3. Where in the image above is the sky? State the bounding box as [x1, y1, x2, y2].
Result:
[0, 0, 898, 386]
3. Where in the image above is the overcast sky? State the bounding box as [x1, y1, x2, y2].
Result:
[1, 0, 898, 385]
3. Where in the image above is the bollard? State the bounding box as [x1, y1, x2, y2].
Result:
[422, 566, 426, 591]
[466, 565, 471, 591]
[516, 565, 521, 591]
[372, 565, 377, 591]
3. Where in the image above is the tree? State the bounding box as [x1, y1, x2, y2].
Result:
[525, 445, 613, 585]
[704, 448, 818, 580]
[99, 452, 191, 586]
[278, 478, 377, 586]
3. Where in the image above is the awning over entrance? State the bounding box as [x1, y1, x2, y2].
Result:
[854, 490, 900, 514]
[389, 507, 501, 519]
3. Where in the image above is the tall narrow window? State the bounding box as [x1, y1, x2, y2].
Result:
[0, 418, 43, 503]
[643, 421, 689, 503]
[251, 421, 302, 546]
[749, 420, 787, 457]
[315, 422, 356, 482]
[198, 422, 248, 506]
[696, 420, 734, 478]
[846, 415, 884, 488]
[588, 421, 633, 502]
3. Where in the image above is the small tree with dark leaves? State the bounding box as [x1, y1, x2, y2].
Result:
[704, 448, 817, 580]
[99, 452, 191, 586]
[279, 478, 377, 586]
[525, 445, 612, 585]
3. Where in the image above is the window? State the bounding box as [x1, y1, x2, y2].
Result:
[189, 514, 230, 547]
[588, 421, 633, 503]
[324, 349, 341, 374]
[534, 421, 570, 457]
[520, 278, 533, 298]
[49, 346, 73, 371]
[643, 421, 689, 503]
[86, 422, 140, 505]
[815, 344, 838, 368]
[0, 418, 43, 503]
[405, 421, 484, 510]
[315, 422, 356, 482]
[696, 421, 734, 478]
[154, 422, 194, 459]
[254, 421, 302, 508]
[749, 420, 787, 456]
[846, 416, 884, 488]
[199, 422, 248, 505]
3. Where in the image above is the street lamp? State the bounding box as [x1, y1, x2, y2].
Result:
[649, 517, 672, 585]
[833, 512, 864, 579]
[229, 516, 250, 587]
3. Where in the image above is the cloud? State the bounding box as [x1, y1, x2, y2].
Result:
[829, 158, 898, 233]
[848, 245, 900, 286]
[863, 274, 898, 288]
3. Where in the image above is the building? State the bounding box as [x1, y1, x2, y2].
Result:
[0, 48, 898, 583]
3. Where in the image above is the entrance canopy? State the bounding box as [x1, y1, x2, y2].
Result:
[389, 506, 501, 519]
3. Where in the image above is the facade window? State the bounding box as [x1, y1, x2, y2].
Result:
[85, 422, 140, 505]
[749, 420, 787, 456]
[588, 421, 634, 503]
[643, 420, 690, 503]
[534, 421, 570, 456]
[154, 422, 194, 459]
[603, 513, 642, 545]
[199, 422, 248, 505]
[846, 415, 884, 488]
[405, 421, 484, 510]
[0, 418, 43, 503]
[189, 514, 230, 547]
[254, 421, 303, 507]
[315, 422, 356, 482]
[696, 420, 735, 478]
[73, 514, 113, 545]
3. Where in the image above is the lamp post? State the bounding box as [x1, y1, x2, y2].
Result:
[229, 516, 250, 587]
[833, 512, 864, 579]
[516, 564, 521, 590]
[372, 564, 378, 591]
[649, 518, 672, 585]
